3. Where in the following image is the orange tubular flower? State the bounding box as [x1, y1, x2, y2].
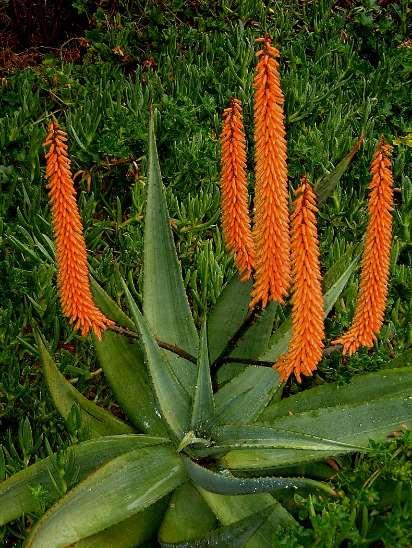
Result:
[250, 37, 290, 308]
[275, 178, 325, 383]
[332, 139, 394, 355]
[220, 98, 255, 281]
[44, 120, 114, 338]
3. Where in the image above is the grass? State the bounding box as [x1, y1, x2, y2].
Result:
[0, 0, 411, 545]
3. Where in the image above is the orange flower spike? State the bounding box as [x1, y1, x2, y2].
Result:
[250, 37, 290, 308]
[332, 139, 394, 355]
[44, 120, 114, 339]
[220, 98, 255, 281]
[275, 178, 325, 383]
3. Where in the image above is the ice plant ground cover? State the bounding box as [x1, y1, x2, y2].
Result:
[0, 1, 411, 546]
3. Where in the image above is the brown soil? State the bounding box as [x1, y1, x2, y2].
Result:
[0, 0, 90, 73]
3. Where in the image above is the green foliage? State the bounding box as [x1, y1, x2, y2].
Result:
[1, 0, 411, 545]
[1, 114, 411, 546]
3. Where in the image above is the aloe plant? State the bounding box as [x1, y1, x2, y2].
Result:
[1, 117, 411, 548]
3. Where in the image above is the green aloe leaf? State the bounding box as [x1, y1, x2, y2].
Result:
[74, 499, 169, 547]
[261, 247, 360, 362]
[262, 366, 412, 421]
[95, 332, 167, 435]
[213, 367, 280, 426]
[197, 489, 295, 548]
[206, 425, 365, 453]
[184, 457, 335, 496]
[191, 321, 215, 432]
[217, 302, 277, 387]
[160, 506, 274, 548]
[315, 136, 363, 203]
[91, 277, 135, 329]
[92, 278, 166, 435]
[0, 434, 169, 526]
[122, 279, 191, 440]
[35, 331, 132, 438]
[159, 483, 217, 544]
[144, 113, 198, 394]
[26, 446, 186, 547]
[208, 277, 252, 364]
[222, 395, 412, 471]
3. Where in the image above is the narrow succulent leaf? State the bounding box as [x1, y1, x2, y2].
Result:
[122, 279, 191, 439]
[222, 395, 412, 471]
[262, 366, 412, 420]
[92, 278, 166, 434]
[159, 483, 217, 545]
[208, 425, 366, 452]
[217, 303, 277, 387]
[214, 367, 280, 425]
[323, 254, 360, 316]
[35, 331, 132, 438]
[26, 446, 186, 547]
[91, 277, 135, 329]
[0, 435, 169, 526]
[74, 499, 169, 548]
[184, 457, 335, 496]
[95, 332, 167, 435]
[265, 461, 337, 480]
[191, 321, 215, 431]
[208, 277, 252, 364]
[144, 113, 198, 393]
[315, 136, 363, 203]
[160, 506, 274, 548]
[197, 489, 295, 548]
[262, 248, 359, 362]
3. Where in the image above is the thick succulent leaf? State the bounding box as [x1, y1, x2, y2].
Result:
[0, 434, 169, 526]
[160, 506, 274, 548]
[92, 278, 166, 434]
[207, 425, 365, 452]
[91, 277, 135, 329]
[197, 489, 295, 548]
[315, 136, 363, 203]
[184, 457, 335, 496]
[191, 321, 215, 432]
[213, 367, 280, 425]
[35, 331, 132, 438]
[208, 277, 252, 364]
[122, 279, 191, 440]
[217, 303, 277, 387]
[323, 254, 360, 316]
[159, 483, 217, 544]
[74, 499, 169, 547]
[144, 114, 198, 393]
[262, 247, 359, 362]
[222, 395, 412, 471]
[26, 446, 186, 547]
[262, 366, 412, 420]
[95, 332, 167, 435]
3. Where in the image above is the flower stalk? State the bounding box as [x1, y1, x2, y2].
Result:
[220, 98, 255, 281]
[275, 178, 325, 383]
[332, 138, 394, 355]
[44, 120, 113, 338]
[250, 37, 290, 307]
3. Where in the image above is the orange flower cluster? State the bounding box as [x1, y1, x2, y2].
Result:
[250, 37, 290, 307]
[220, 98, 255, 281]
[332, 139, 394, 355]
[275, 178, 325, 383]
[44, 121, 113, 338]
